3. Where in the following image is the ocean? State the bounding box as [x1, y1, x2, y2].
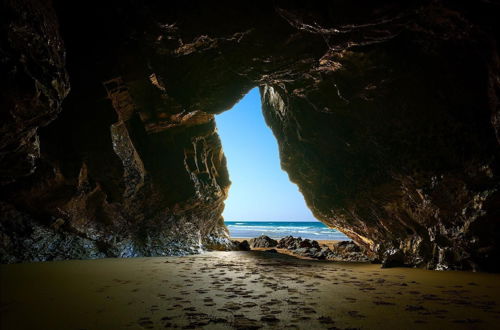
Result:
[224, 221, 350, 241]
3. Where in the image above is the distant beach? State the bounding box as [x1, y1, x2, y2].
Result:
[225, 220, 350, 241]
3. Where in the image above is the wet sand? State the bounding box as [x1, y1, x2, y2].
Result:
[1, 251, 500, 330]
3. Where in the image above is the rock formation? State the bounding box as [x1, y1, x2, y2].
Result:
[234, 240, 251, 251]
[249, 235, 278, 248]
[272, 236, 372, 262]
[1, 0, 500, 271]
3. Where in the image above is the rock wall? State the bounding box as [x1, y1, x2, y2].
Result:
[1, 0, 500, 270]
[261, 2, 500, 271]
[0, 0, 232, 262]
[0, 0, 69, 183]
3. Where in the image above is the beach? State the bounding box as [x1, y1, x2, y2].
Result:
[2, 251, 500, 330]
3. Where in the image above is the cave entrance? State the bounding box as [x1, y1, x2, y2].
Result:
[215, 88, 349, 242]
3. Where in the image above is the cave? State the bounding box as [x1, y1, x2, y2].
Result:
[2, 0, 500, 271]
[3, 1, 500, 328]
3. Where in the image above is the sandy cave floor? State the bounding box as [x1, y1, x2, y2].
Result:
[1, 251, 500, 330]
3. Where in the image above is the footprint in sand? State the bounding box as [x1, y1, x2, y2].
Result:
[347, 310, 365, 318]
[232, 316, 261, 330]
[137, 317, 154, 329]
[299, 307, 317, 314]
[224, 302, 242, 311]
[242, 302, 257, 308]
[318, 316, 335, 324]
[260, 315, 280, 323]
[373, 300, 396, 306]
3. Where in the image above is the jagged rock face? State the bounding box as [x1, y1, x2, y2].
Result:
[249, 236, 278, 249]
[0, 0, 232, 262]
[1, 1, 500, 270]
[261, 3, 500, 271]
[0, 0, 69, 183]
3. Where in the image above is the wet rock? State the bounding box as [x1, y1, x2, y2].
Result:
[276, 236, 327, 256]
[297, 247, 330, 259]
[277, 236, 303, 250]
[204, 236, 238, 251]
[236, 240, 251, 251]
[249, 235, 278, 248]
[314, 247, 334, 260]
[293, 248, 312, 257]
[275, 236, 336, 260]
[299, 239, 321, 249]
[326, 241, 373, 262]
[336, 241, 362, 253]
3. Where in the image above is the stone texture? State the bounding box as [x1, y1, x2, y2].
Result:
[0, 0, 69, 183]
[235, 240, 251, 251]
[261, 3, 500, 271]
[335, 241, 362, 254]
[329, 241, 374, 263]
[1, 0, 500, 270]
[275, 236, 372, 262]
[277, 236, 304, 250]
[249, 235, 278, 248]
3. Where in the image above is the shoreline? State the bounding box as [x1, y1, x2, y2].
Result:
[224, 221, 349, 241]
[225, 221, 351, 242]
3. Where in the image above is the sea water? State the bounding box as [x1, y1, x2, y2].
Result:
[224, 221, 350, 241]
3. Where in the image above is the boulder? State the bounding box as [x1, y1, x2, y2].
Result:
[277, 236, 303, 250]
[314, 247, 334, 260]
[299, 239, 321, 249]
[249, 235, 278, 248]
[335, 241, 362, 253]
[293, 248, 313, 257]
[324, 241, 373, 262]
[236, 240, 251, 251]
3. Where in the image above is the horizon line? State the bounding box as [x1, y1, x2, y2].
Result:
[224, 220, 320, 222]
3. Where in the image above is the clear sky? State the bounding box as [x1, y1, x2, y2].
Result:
[216, 88, 317, 222]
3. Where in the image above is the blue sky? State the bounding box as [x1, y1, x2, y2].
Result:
[216, 88, 316, 222]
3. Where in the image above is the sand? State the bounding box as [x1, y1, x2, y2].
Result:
[1, 251, 500, 330]
[316, 240, 344, 249]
